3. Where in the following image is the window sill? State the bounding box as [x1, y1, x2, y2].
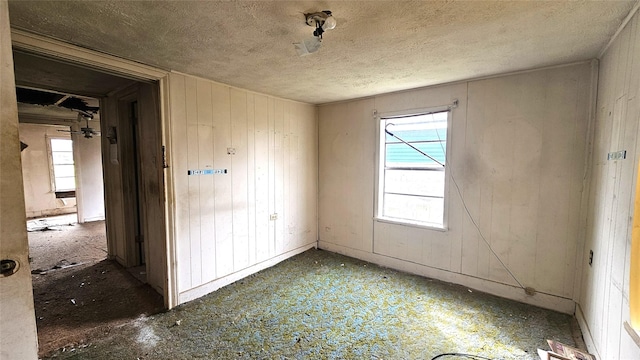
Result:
[55, 190, 76, 199]
[624, 322, 640, 349]
[374, 217, 447, 232]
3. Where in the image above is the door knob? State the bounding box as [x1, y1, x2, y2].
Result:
[0, 259, 18, 277]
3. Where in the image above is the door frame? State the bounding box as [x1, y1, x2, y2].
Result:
[11, 29, 178, 309]
[1, 5, 39, 358]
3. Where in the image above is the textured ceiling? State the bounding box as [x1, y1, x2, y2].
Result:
[8, 1, 637, 104]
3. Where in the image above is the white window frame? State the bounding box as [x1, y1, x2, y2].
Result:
[47, 136, 76, 192]
[374, 106, 452, 231]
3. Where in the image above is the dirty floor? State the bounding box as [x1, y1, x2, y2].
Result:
[27, 216, 164, 357]
[42, 248, 582, 360]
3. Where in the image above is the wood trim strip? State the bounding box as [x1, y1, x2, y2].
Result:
[624, 321, 640, 349]
[10, 29, 168, 81]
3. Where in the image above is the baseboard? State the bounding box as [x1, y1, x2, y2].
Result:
[319, 241, 576, 314]
[575, 303, 601, 358]
[79, 215, 105, 223]
[26, 208, 76, 219]
[178, 242, 317, 304]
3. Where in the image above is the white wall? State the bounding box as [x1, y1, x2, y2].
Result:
[19, 123, 77, 218]
[578, 8, 640, 360]
[319, 63, 592, 314]
[73, 120, 105, 223]
[167, 73, 318, 304]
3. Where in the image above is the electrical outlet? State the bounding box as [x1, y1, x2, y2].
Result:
[227, 147, 236, 155]
[270, 213, 278, 221]
[589, 250, 594, 266]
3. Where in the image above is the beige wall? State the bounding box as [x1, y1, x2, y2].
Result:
[319, 63, 592, 313]
[167, 73, 318, 303]
[578, 9, 640, 360]
[72, 121, 105, 223]
[0, 1, 39, 357]
[19, 123, 77, 218]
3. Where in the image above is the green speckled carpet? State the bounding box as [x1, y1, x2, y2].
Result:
[46, 249, 580, 359]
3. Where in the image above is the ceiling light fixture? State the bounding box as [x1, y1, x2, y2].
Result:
[294, 10, 336, 56]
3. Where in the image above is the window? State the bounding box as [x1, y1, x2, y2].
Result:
[49, 138, 76, 192]
[377, 110, 448, 228]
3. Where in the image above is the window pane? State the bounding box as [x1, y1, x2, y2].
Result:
[55, 176, 76, 191]
[52, 151, 74, 165]
[383, 193, 444, 226]
[386, 142, 446, 166]
[50, 138, 73, 152]
[380, 110, 448, 227]
[386, 128, 446, 143]
[384, 169, 445, 198]
[53, 164, 75, 178]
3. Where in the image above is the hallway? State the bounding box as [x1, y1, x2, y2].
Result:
[27, 216, 163, 356]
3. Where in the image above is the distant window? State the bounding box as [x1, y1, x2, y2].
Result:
[377, 111, 448, 228]
[50, 138, 76, 191]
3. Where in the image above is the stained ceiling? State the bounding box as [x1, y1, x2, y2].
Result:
[8, 1, 638, 104]
[13, 51, 127, 126]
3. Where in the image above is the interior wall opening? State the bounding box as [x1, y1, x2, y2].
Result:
[12, 49, 167, 356]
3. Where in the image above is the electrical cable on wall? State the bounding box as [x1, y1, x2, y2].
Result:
[447, 166, 526, 291]
[431, 353, 496, 360]
[384, 109, 527, 292]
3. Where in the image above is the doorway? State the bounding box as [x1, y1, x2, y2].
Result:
[13, 49, 168, 356]
[17, 87, 108, 273]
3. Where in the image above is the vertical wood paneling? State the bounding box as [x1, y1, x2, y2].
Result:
[476, 169, 494, 280]
[168, 73, 317, 301]
[246, 94, 257, 264]
[268, 98, 276, 257]
[301, 103, 319, 246]
[537, 77, 576, 296]
[168, 74, 191, 292]
[446, 94, 467, 273]
[196, 78, 215, 283]
[212, 83, 233, 278]
[185, 76, 202, 286]
[460, 88, 483, 278]
[614, 26, 631, 101]
[254, 95, 270, 262]
[320, 66, 590, 308]
[468, 68, 588, 293]
[596, 44, 622, 354]
[486, 112, 518, 286]
[230, 89, 250, 271]
[318, 98, 376, 253]
[580, 8, 640, 360]
[628, 15, 640, 101]
[283, 102, 293, 251]
[274, 99, 284, 255]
